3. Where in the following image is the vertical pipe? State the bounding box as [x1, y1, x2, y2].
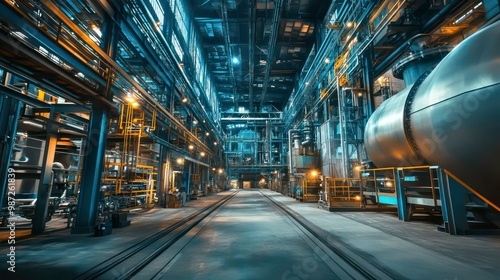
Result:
[337, 84, 348, 178]
[362, 49, 375, 117]
[265, 121, 270, 163]
[288, 129, 299, 175]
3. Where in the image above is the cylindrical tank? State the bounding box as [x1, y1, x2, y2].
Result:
[364, 20, 500, 207]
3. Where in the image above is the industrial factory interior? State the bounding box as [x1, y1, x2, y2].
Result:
[1, 0, 500, 278]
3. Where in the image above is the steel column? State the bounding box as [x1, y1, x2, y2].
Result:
[395, 169, 410, 221]
[181, 161, 192, 203]
[71, 103, 109, 234]
[436, 168, 449, 232]
[0, 94, 22, 213]
[440, 172, 468, 235]
[32, 111, 59, 234]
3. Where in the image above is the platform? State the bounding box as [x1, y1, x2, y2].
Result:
[1, 189, 499, 279]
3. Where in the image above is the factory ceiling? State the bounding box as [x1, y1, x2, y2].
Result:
[191, 0, 332, 114]
[190, 0, 488, 128]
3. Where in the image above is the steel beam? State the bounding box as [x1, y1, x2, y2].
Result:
[71, 102, 109, 234]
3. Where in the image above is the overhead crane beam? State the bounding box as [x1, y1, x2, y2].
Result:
[260, 0, 284, 109]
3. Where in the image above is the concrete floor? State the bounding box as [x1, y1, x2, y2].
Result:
[1, 189, 500, 279]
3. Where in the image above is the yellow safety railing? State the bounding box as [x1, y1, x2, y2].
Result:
[324, 178, 362, 207]
[302, 178, 321, 202]
[444, 170, 500, 212]
[105, 104, 157, 209]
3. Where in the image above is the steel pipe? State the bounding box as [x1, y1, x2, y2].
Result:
[364, 20, 500, 207]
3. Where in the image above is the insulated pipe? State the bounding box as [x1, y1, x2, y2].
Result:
[265, 121, 270, 162]
[421, 0, 468, 32]
[364, 20, 500, 207]
[374, 34, 433, 76]
[374, 0, 467, 76]
[288, 129, 300, 175]
[248, 0, 256, 109]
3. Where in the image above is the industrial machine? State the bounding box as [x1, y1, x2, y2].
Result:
[288, 120, 322, 202]
[364, 20, 500, 232]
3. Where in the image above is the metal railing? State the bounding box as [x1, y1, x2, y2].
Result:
[324, 177, 363, 208]
[360, 167, 397, 205]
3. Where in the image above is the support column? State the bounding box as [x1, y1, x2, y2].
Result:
[72, 103, 109, 234]
[32, 111, 59, 234]
[0, 95, 22, 213]
[437, 168, 449, 232]
[395, 168, 410, 221]
[181, 161, 192, 200]
[362, 50, 375, 117]
[439, 170, 469, 235]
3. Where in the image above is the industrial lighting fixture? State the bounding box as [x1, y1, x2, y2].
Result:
[311, 170, 318, 177]
[200, 152, 205, 157]
[124, 96, 139, 107]
[125, 96, 135, 103]
[182, 97, 188, 103]
[218, 169, 223, 174]
[327, 20, 342, 30]
[22, 120, 44, 129]
[205, 132, 210, 136]
[188, 144, 194, 150]
[176, 158, 184, 164]
[214, 142, 218, 146]
[91, 24, 102, 37]
[346, 21, 354, 28]
[232, 57, 240, 64]
[324, 57, 331, 64]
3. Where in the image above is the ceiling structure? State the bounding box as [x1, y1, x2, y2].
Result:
[187, 0, 489, 181]
[191, 0, 332, 115]
[189, 0, 489, 128]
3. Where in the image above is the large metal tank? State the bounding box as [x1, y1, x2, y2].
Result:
[364, 20, 500, 207]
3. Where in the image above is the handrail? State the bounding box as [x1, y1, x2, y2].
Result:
[324, 177, 362, 202]
[443, 169, 500, 212]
